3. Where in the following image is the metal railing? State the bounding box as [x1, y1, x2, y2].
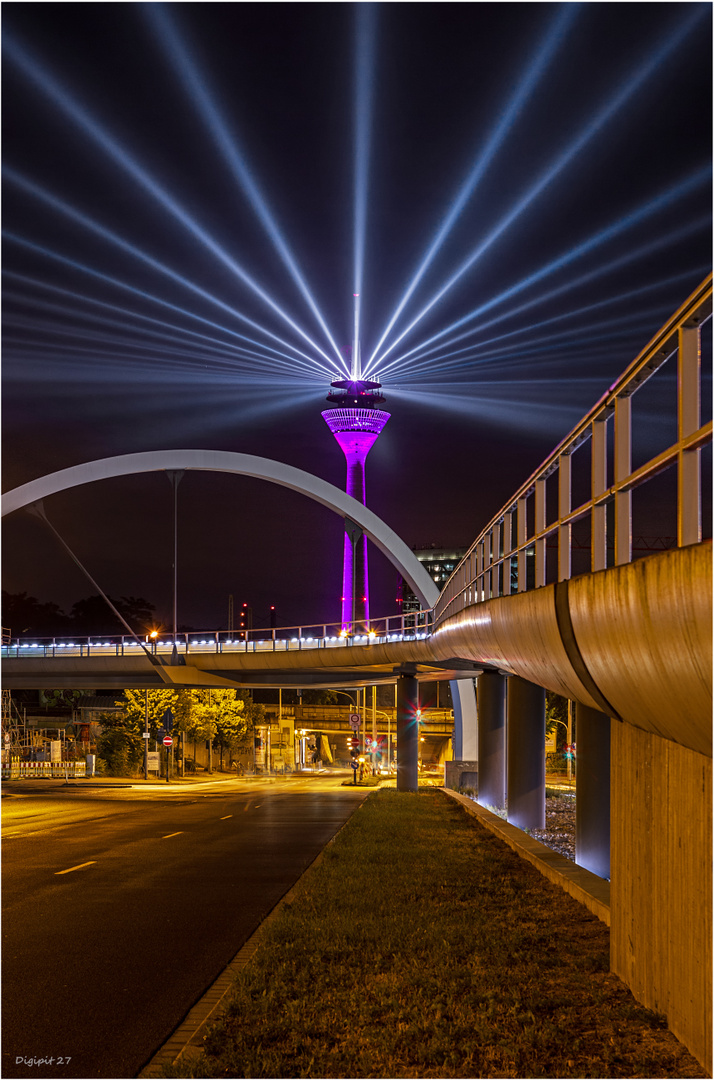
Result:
[0, 610, 434, 660]
[435, 275, 712, 625]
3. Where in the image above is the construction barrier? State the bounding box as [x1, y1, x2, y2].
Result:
[1, 761, 88, 779]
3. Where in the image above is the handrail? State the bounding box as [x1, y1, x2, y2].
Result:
[0, 609, 434, 658]
[435, 275, 712, 624]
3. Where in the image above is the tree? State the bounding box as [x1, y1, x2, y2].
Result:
[95, 688, 262, 775]
[2, 591, 71, 637]
[191, 689, 259, 770]
[300, 688, 344, 706]
[69, 594, 156, 636]
[546, 691, 569, 748]
[97, 689, 177, 775]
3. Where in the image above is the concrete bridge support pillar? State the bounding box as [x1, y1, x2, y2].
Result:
[575, 703, 610, 879]
[507, 676, 545, 830]
[396, 671, 419, 793]
[476, 671, 506, 810]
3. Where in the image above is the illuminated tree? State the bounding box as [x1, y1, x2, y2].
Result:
[96, 688, 264, 775]
[97, 688, 176, 775]
[191, 689, 261, 770]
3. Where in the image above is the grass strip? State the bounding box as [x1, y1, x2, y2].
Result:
[159, 788, 705, 1079]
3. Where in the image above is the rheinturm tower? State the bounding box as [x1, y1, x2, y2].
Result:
[322, 295, 390, 634]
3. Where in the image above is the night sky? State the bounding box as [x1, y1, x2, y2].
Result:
[2, 2, 711, 634]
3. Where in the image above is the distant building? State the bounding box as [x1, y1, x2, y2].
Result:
[397, 545, 469, 615]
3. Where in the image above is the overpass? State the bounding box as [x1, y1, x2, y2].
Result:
[2, 276, 712, 1069]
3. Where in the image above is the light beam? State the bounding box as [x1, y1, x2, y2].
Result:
[367, 6, 708, 371]
[142, 3, 344, 368]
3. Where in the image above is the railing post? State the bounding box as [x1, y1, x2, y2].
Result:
[483, 533, 491, 601]
[491, 522, 501, 598]
[535, 478, 546, 587]
[678, 324, 701, 547]
[517, 497, 527, 592]
[591, 418, 607, 572]
[476, 542, 483, 602]
[558, 453, 572, 581]
[503, 511, 512, 596]
[614, 395, 632, 566]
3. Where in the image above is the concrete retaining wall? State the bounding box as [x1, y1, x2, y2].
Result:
[611, 720, 712, 1073]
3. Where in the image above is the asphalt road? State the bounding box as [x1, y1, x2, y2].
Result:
[2, 775, 368, 1079]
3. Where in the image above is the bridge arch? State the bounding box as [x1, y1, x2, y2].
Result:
[2, 449, 439, 604]
[2, 449, 477, 750]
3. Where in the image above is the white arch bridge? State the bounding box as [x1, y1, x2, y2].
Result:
[2, 277, 712, 1071]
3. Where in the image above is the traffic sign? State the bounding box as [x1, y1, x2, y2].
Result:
[163, 736, 173, 747]
[348, 713, 361, 730]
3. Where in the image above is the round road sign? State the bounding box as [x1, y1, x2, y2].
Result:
[163, 736, 173, 747]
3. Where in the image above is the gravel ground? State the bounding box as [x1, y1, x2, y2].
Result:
[531, 792, 577, 859]
[463, 786, 578, 862]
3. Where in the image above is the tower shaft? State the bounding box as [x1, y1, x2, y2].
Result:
[322, 406, 389, 633]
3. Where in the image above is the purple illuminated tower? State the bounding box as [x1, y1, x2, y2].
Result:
[322, 295, 390, 633]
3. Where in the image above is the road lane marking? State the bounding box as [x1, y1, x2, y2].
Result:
[162, 832, 184, 838]
[220, 815, 233, 820]
[55, 861, 96, 875]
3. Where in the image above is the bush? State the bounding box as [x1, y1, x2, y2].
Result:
[96, 728, 142, 777]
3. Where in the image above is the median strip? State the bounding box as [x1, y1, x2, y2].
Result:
[54, 861, 96, 875]
[141, 788, 705, 1079]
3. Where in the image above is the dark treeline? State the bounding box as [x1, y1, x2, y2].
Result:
[2, 592, 156, 638]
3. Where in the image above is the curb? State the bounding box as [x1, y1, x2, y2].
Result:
[136, 790, 371, 1077]
[441, 788, 610, 925]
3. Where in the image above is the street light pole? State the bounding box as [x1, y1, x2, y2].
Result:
[144, 689, 149, 780]
[567, 699, 573, 782]
[166, 470, 184, 665]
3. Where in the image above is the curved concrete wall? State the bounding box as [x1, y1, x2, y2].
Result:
[568, 542, 711, 757]
[432, 542, 712, 758]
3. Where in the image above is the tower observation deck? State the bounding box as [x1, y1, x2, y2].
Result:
[322, 298, 390, 633]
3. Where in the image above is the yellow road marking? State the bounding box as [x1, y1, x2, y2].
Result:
[162, 831, 184, 838]
[220, 815, 233, 820]
[55, 861, 96, 875]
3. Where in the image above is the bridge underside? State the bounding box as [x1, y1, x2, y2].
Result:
[1, 639, 485, 692]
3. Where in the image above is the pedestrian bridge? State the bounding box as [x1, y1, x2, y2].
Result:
[2, 277, 712, 1071]
[3, 279, 711, 757]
